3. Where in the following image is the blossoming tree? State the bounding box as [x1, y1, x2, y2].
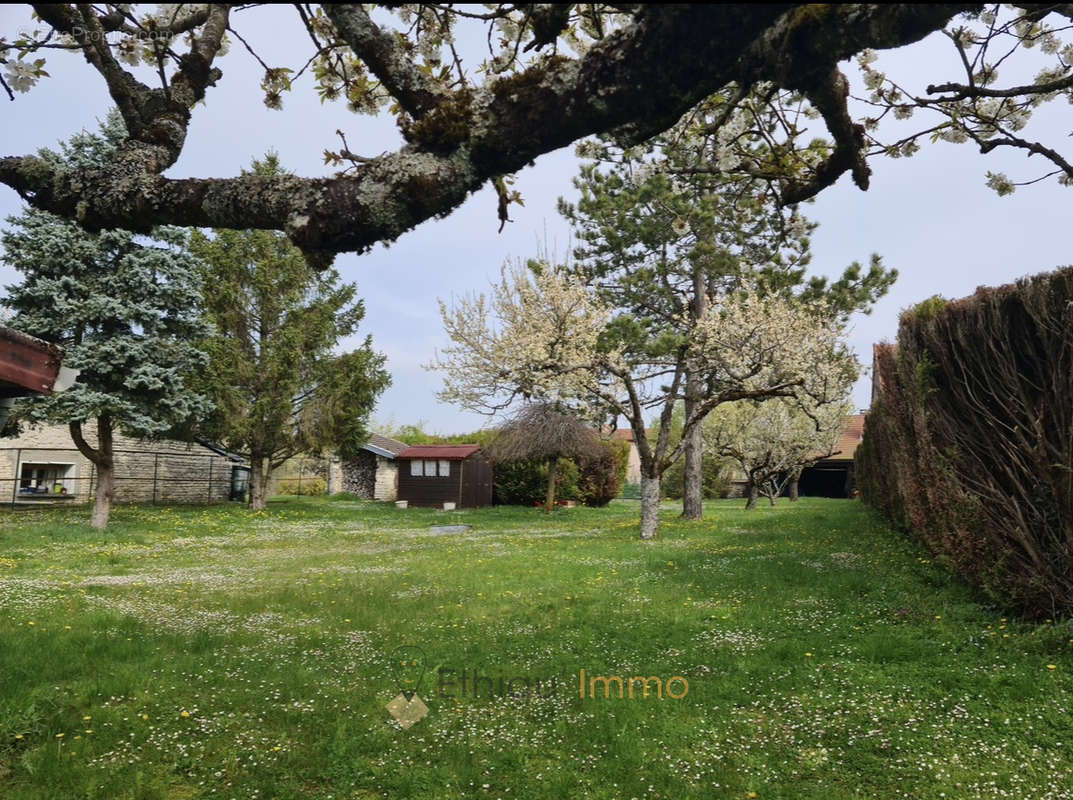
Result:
[704, 396, 853, 509]
[432, 264, 857, 539]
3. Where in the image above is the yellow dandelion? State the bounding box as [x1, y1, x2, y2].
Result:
[85, 729, 93, 734]
[180, 710, 190, 718]
[82, 716, 91, 721]
[805, 652, 813, 658]
[14, 734, 23, 740]
[55, 733, 64, 738]
[27, 621, 35, 626]
[141, 714, 149, 720]
[1047, 664, 1057, 670]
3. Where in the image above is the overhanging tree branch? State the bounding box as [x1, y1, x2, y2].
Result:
[3, 4, 973, 258]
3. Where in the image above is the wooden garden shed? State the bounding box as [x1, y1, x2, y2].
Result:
[396, 445, 492, 509]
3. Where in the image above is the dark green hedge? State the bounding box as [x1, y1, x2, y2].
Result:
[857, 267, 1073, 617]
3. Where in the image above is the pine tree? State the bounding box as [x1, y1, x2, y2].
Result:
[0, 113, 211, 529]
[189, 156, 391, 510]
[561, 125, 896, 520]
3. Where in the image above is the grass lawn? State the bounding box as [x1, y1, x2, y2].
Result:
[1, 497, 1071, 799]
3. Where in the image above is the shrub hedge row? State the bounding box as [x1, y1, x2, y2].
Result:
[492, 439, 630, 507]
[856, 266, 1073, 618]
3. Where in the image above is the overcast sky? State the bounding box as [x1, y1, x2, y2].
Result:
[2, 6, 1070, 435]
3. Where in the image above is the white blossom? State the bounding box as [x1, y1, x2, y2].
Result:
[3, 60, 39, 93]
[985, 170, 1014, 196]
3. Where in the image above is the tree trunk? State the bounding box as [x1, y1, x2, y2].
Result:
[70, 416, 115, 530]
[544, 457, 558, 514]
[744, 480, 758, 510]
[249, 456, 268, 511]
[640, 472, 662, 540]
[681, 385, 704, 520]
[681, 263, 708, 520]
[92, 459, 115, 530]
[789, 468, 801, 502]
[768, 489, 777, 507]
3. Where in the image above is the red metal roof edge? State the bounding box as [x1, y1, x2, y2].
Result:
[398, 444, 482, 459]
[0, 325, 64, 396]
[0, 325, 63, 356]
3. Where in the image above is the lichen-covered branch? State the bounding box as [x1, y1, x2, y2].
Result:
[323, 4, 448, 118]
[3, 4, 977, 256]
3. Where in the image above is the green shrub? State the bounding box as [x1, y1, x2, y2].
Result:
[661, 454, 730, 500]
[276, 477, 327, 496]
[493, 458, 579, 506]
[577, 439, 630, 507]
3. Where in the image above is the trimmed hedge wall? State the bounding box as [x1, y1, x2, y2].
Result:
[857, 267, 1073, 618]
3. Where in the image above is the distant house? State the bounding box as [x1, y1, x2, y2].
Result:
[396, 445, 492, 509]
[327, 434, 409, 501]
[796, 413, 866, 498]
[0, 420, 244, 506]
[608, 428, 642, 484]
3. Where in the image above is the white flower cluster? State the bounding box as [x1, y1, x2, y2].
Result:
[3, 60, 40, 93]
[688, 287, 856, 404]
[985, 170, 1015, 196]
[431, 264, 618, 412]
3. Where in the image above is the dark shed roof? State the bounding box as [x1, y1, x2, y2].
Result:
[398, 445, 481, 460]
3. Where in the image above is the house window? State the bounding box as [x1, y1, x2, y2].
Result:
[18, 463, 76, 495]
[410, 460, 422, 477]
[438, 460, 450, 477]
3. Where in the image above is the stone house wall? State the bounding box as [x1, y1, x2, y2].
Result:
[373, 458, 397, 501]
[0, 421, 235, 505]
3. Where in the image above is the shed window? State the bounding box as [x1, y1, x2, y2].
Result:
[410, 459, 449, 477]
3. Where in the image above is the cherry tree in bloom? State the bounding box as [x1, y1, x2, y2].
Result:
[431, 264, 857, 539]
[704, 396, 853, 510]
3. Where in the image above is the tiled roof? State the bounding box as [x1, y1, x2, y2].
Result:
[398, 444, 481, 460]
[363, 434, 410, 458]
[820, 414, 866, 461]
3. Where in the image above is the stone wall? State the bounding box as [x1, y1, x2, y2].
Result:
[0, 421, 236, 505]
[373, 457, 397, 501]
